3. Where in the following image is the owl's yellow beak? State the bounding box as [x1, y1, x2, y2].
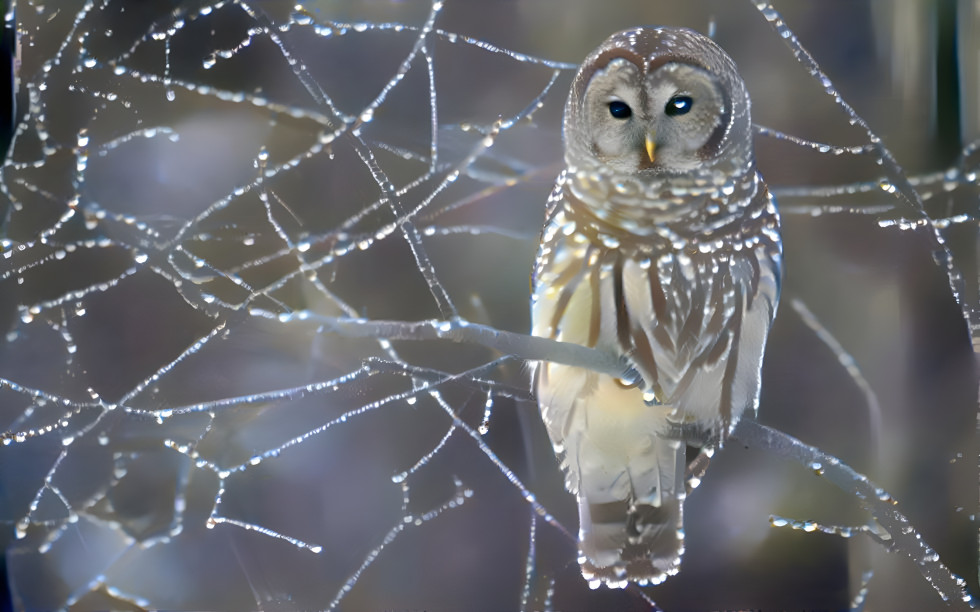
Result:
[645, 132, 657, 163]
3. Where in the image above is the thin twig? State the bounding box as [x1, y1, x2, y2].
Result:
[733, 419, 976, 610]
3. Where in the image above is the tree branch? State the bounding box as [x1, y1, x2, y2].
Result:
[263, 307, 976, 608]
[733, 419, 976, 610]
[253, 309, 633, 380]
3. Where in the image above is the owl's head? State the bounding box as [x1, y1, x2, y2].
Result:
[564, 27, 753, 178]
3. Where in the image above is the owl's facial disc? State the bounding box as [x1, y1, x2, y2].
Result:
[582, 58, 648, 174]
[581, 58, 729, 176]
[645, 63, 729, 172]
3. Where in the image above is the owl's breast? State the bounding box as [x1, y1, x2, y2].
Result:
[533, 176, 780, 428]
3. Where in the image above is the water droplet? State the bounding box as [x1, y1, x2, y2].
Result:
[600, 235, 620, 249]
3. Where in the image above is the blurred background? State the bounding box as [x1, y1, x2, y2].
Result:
[0, 0, 976, 609]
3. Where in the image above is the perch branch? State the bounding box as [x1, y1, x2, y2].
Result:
[253, 309, 633, 380]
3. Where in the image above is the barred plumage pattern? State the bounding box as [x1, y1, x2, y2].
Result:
[531, 27, 782, 588]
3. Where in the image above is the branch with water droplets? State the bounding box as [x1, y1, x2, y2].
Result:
[751, 0, 977, 348]
[732, 419, 976, 610]
[249, 308, 632, 380]
[249, 304, 974, 608]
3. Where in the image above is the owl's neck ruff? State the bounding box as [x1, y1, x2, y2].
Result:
[561, 158, 765, 253]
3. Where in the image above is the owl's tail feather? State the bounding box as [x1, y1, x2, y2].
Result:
[577, 437, 685, 588]
[578, 498, 684, 588]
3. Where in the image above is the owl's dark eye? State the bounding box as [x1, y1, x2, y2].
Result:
[608, 101, 632, 119]
[665, 95, 693, 116]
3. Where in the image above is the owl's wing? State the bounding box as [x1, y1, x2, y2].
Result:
[617, 186, 781, 432]
[531, 170, 569, 291]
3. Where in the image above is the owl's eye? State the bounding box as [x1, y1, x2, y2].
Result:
[665, 95, 693, 116]
[607, 101, 632, 119]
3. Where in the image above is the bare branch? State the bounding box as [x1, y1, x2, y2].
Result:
[733, 419, 976, 610]
[255, 309, 633, 380]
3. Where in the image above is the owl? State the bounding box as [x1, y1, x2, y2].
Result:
[531, 27, 782, 588]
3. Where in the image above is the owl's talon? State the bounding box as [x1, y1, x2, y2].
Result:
[641, 390, 663, 406]
[617, 366, 643, 388]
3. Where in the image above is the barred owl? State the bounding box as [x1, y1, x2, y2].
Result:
[531, 27, 782, 588]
